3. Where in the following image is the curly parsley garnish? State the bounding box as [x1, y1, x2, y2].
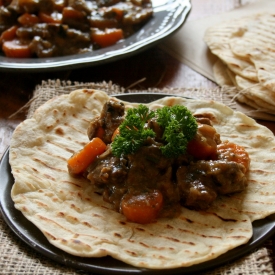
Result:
[111, 105, 156, 156]
[111, 104, 198, 158]
[156, 106, 198, 158]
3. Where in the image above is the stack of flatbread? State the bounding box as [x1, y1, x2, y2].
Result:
[204, 13, 275, 115]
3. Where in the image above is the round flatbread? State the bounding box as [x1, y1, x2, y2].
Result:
[9, 89, 275, 269]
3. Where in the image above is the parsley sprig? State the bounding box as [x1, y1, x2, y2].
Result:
[156, 106, 198, 157]
[111, 105, 155, 156]
[111, 104, 198, 158]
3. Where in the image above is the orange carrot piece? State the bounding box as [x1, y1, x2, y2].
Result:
[121, 190, 163, 224]
[18, 13, 40, 25]
[91, 28, 123, 48]
[0, 26, 18, 44]
[217, 141, 250, 172]
[62, 7, 84, 20]
[111, 7, 124, 21]
[2, 40, 32, 58]
[187, 124, 218, 160]
[67, 137, 107, 175]
[38, 11, 62, 24]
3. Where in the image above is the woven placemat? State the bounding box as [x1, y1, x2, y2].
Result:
[1, 80, 274, 275]
[27, 79, 239, 118]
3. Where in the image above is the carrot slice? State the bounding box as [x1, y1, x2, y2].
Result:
[187, 124, 218, 160]
[91, 28, 123, 48]
[2, 40, 32, 58]
[121, 190, 163, 224]
[18, 13, 40, 25]
[0, 26, 18, 44]
[67, 137, 107, 175]
[38, 11, 62, 24]
[111, 7, 124, 21]
[62, 7, 84, 20]
[217, 141, 250, 172]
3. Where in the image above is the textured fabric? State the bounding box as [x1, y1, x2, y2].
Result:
[27, 79, 239, 117]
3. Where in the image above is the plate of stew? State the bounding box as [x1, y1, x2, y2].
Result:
[0, 0, 191, 72]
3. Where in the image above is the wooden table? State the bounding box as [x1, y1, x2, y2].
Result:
[0, 0, 275, 273]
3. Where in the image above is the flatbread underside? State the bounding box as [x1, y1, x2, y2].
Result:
[9, 90, 275, 269]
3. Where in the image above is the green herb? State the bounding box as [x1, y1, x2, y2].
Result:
[111, 104, 198, 158]
[111, 105, 155, 157]
[156, 106, 198, 157]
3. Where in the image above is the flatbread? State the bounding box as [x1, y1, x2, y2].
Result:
[213, 59, 233, 86]
[204, 13, 275, 116]
[236, 76, 275, 112]
[9, 89, 275, 269]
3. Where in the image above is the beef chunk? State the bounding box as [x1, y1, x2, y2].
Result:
[87, 147, 128, 186]
[177, 160, 247, 210]
[87, 100, 125, 144]
[17, 23, 91, 57]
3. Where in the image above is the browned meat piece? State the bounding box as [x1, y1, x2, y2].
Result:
[1, 0, 12, 6]
[122, 2, 152, 26]
[176, 165, 217, 210]
[177, 160, 247, 210]
[206, 160, 247, 194]
[87, 147, 128, 186]
[89, 15, 118, 29]
[126, 145, 173, 188]
[67, 0, 92, 13]
[86, 116, 101, 140]
[96, 0, 121, 7]
[87, 147, 128, 210]
[8, 0, 55, 14]
[62, 14, 90, 32]
[62, 1, 91, 31]
[17, 23, 91, 57]
[0, 6, 17, 32]
[87, 100, 125, 144]
[174, 153, 194, 166]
